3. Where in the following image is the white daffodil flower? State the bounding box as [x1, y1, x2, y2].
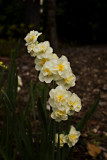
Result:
[17, 76, 23, 92]
[56, 70, 76, 89]
[51, 108, 68, 122]
[39, 58, 59, 83]
[39, 62, 54, 83]
[66, 126, 80, 147]
[49, 86, 71, 110]
[68, 93, 82, 115]
[27, 42, 38, 57]
[55, 134, 67, 147]
[24, 30, 42, 46]
[33, 41, 53, 59]
[54, 55, 71, 77]
[34, 53, 58, 71]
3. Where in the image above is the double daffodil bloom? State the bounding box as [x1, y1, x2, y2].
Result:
[54, 56, 71, 77]
[49, 86, 71, 110]
[34, 53, 58, 71]
[51, 108, 68, 122]
[24, 30, 42, 46]
[33, 41, 53, 59]
[56, 70, 76, 89]
[67, 93, 82, 115]
[27, 42, 38, 57]
[65, 126, 80, 147]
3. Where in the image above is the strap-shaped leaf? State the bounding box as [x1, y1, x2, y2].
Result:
[0, 68, 5, 90]
[42, 83, 49, 117]
[76, 93, 100, 131]
[56, 133, 61, 160]
[30, 82, 36, 122]
[37, 97, 47, 135]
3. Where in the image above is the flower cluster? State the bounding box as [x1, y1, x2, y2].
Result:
[49, 86, 82, 122]
[24, 30, 76, 89]
[25, 30, 82, 148]
[55, 126, 80, 148]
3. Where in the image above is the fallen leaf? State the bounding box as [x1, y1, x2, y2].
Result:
[87, 142, 101, 158]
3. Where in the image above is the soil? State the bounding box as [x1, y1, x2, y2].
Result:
[0, 44, 107, 160]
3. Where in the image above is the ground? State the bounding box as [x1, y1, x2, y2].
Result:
[0, 44, 107, 159]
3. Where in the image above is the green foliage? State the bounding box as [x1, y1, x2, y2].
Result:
[76, 93, 100, 131]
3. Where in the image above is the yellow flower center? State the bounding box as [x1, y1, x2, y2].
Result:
[60, 137, 63, 143]
[69, 100, 80, 109]
[69, 101, 74, 109]
[44, 68, 51, 76]
[68, 134, 77, 141]
[41, 58, 49, 66]
[58, 63, 65, 71]
[65, 76, 72, 83]
[41, 45, 46, 52]
[57, 94, 65, 102]
[56, 110, 66, 117]
[30, 35, 35, 41]
[70, 105, 73, 109]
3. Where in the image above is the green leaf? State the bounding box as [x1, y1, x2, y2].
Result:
[6, 39, 20, 103]
[56, 132, 61, 160]
[0, 145, 8, 160]
[76, 93, 100, 131]
[30, 81, 36, 122]
[37, 97, 47, 135]
[50, 120, 56, 160]
[0, 67, 5, 90]
[65, 116, 72, 134]
[1, 89, 12, 107]
[42, 83, 49, 117]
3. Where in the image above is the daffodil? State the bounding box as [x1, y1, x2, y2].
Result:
[49, 86, 71, 110]
[39, 58, 59, 83]
[54, 56, 71, 77]
[66, 126, 80, 147]
[39, 63, 54, 83]
[33, 41, 53, 59]
[67, 93, 82, 115]
[27, 42, 38, 57]
[51, 108, 68, 122]
[56, 71, 76, 89]
[55, 134, 67, 147]
[34, 53, 58, 71]
[24, 30, 42, 46]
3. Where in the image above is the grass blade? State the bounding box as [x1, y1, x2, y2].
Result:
[0, 68, 5, 90]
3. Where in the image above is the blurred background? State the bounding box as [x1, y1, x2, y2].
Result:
[0, 0, 107, 159]
[0, 0, 107, 55]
